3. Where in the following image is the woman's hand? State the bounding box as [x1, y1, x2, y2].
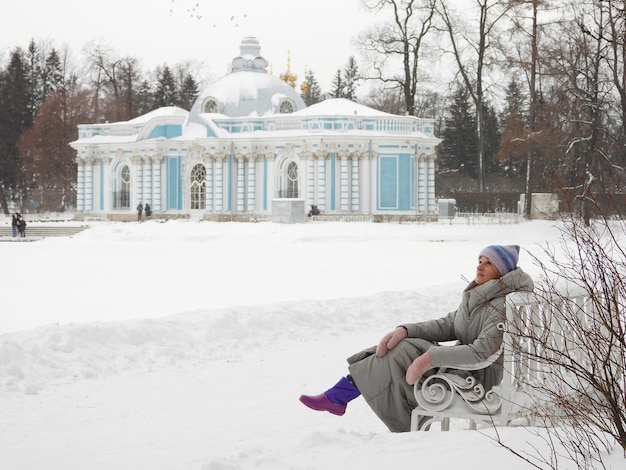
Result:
[375, 327, 408, 357]
[405, 351, 433, 385]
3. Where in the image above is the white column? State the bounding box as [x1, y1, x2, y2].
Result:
[214, 157, 224, 212]
[246, 156, 256, 213]
[101, 157, 111, 212]
[359, 155, 370, 215]
[133, 156, 144, 206]
[151, 157, 162, 212]
[306, 156, 315, 206]
[351, 156, 360, 212]
[316, 156, 326, 211]
[224, 156, 231, 213]
[362, 148, 375, 215]
[77, 160, 85, 211]
[255, 155, 265, 212]
[206, 158, 214, 212]
[143, 158, 152, 206]
[236, 156, 245, 212]
[427, 155, 436, 213]
[84, 159, 94, 211]
[340, 154, 349, 212]
[417, 155, 427, 214]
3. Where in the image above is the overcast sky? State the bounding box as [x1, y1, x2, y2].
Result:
[0, 0, 376, 93]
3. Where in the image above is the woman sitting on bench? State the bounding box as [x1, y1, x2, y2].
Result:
[299, 245, 534, 432]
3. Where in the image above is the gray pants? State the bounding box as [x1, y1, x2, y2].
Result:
[347, 338, 433, 432]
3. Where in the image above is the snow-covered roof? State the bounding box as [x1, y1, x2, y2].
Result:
[71, 106, 189, 145]
[293, 98, 395, 117]
[187, 37, 305, 121]
[127, 106, 188, 124]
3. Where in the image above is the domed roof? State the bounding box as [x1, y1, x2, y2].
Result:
[188, 37, 306, 121]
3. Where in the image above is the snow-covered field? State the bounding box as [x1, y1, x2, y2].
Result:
[0, 218, 622, 469]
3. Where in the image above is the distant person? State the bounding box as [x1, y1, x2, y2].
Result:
[17, 214, 26, 237]
[299, 245, 534, 432]
[144, 203, 152, 218]
[137, 202, 143, 221]
[308, 205, 320, 217]
[11, 213, 18, 237]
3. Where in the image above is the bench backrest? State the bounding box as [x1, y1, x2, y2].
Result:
[411, 289, 606, 430]
[501, 291, 595, 421]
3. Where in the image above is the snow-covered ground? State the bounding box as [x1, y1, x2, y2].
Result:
[0, 218, 622, 469]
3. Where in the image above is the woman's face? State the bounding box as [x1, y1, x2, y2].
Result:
[475, 255, 501, 285]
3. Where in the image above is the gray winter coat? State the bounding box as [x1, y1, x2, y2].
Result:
[347, 267, 534, 432]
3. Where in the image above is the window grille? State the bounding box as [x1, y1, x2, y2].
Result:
[190, 164, 206, 209]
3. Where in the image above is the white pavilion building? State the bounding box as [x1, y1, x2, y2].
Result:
[70, 37, 440, 222]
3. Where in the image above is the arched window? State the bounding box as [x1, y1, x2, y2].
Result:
[286, 161, 299, 198]
[119, 165, 131, 208]
[279, 100, 294, 114]
[190, 163, 206, 210]
[203, 98, 219, 114]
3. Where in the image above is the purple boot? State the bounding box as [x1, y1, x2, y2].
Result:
[299, 376, 361, 416]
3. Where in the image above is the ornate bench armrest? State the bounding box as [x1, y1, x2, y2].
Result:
[414, 323, 506, 416]
[414, 371, 502, 415]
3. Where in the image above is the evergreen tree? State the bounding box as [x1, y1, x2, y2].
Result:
[117, 57, 140, 119]
[300, 68, 322, 106]
[438, 84, 477, 176]
[482, 102, 501, 175]
[24, 40, 42, 123]
[342, 56, 359, 101]
[497, 78, 528, 177]
[178, 73, 199, 110]
[153, 65, 177, 108]
[329, 69, 344, 99]
[42, 48, 64, 98]
[500, 78, 526, 127]
[135, 79, 154, 116]
[0, 49, 31, 212]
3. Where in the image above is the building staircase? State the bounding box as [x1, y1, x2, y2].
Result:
[0, 224, 90, 239]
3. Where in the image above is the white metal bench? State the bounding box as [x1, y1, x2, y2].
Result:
[410, 290, 591, 431]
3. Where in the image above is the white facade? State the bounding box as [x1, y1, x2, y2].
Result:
[70, 37, 440, 221]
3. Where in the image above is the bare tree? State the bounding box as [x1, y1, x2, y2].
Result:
[600, 0, 626, 165]
[357, 0, 437, 116]
[577, 0, 626, 213]
[536, 1, 625, 226]
[437, 0, 514, 192]
[502, 0, 548, 216]
[19, 82, 92, 210]
[83, 41, 139, 122]
[503, 196, 626, 468]
[362, 84, 406, 114]
[82, 40, 113, 122]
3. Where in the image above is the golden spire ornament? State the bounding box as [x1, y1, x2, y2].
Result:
[280, 50, 297, 88]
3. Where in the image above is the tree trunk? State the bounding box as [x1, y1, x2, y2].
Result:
[525, 0, 539, 218]
[0, 186, 9, 215]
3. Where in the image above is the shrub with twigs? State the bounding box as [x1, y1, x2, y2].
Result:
[503, 208, 626, 468]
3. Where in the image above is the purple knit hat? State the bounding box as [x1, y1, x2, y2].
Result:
[479, 245, 520, 276]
